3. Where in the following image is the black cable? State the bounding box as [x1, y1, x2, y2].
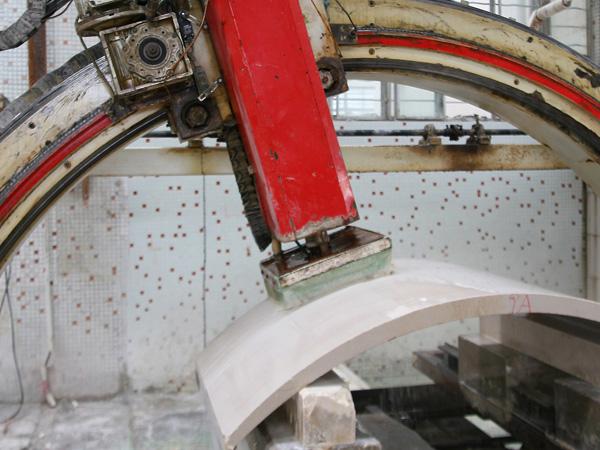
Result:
[333, 0, 358, 33]
[0, 265, 11, 318]
[47, 0, 74, 20]
[295, 240, 311, 257]
[0, 264, 25, 427]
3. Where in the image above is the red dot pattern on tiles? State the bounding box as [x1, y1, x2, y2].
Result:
[2, 170, 585, 397]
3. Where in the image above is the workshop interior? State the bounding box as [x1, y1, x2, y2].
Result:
[0, 0, 599, 448]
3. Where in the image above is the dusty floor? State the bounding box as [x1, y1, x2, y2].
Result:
[0, 392, 217, 450]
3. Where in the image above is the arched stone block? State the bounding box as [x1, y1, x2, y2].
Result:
[197, 259, 600, 449]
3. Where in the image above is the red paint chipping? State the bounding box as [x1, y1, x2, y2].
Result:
[0, 113, 112, 222]
[357, 33, 600, 121]
[207, 0, 358, 242]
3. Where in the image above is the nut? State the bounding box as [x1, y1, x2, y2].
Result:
[183, 103, 209, 129]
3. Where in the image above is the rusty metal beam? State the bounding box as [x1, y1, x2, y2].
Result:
[89, 145, 566, 177]
[27, 23, 47, 86]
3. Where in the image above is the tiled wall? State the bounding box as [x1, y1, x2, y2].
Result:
[0, 2, 589, 399]
[1, 169, 585, 399]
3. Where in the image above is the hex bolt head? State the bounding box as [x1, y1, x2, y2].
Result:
[183, 103, 209, 129]
[319, 69, 335, 90]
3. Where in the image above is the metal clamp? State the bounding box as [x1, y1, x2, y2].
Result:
[198, 78, 223, 102]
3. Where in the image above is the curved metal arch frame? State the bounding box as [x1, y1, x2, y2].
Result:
[0, 1, 598, 271]
[0, 22, 600, 268]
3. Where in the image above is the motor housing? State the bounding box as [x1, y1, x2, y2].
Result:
[75, 0, 146, 36]
[99, 13, 194, 96]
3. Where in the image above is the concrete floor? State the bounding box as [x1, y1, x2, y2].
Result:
[0, 392, 217, 450]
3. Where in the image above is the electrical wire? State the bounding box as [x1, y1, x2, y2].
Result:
[200, 145, 208, 349]
[78, 34, 116, 100]
[333, 0, 358, 33]
[295, 240, 311, 257]
[0, 264, 25, 428]
[47, 0, 74, 20]
[166, 0, 211, 76]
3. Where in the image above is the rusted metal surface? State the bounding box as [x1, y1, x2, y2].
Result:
[300, 0, 348, 96]
[260, 226, 392, 302]
[343, 144, 567, 173]
[299, 0, 341, 62]
[27, 23, 47, 86]
[0, 61, 111, 193]
[0, 108, 164, 270]
[74, 0, 146, 36]
[89, 144, 566, 177]
[344, 55, 599, 191]
[197, 259, 600, 449]
[329, 0, 600, 190]
[99, 14, 194, 96]
[0, 0, 46, 51]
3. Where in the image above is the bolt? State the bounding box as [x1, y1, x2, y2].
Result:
[319, 69, 335, 90]
[183, 104, 209, 129]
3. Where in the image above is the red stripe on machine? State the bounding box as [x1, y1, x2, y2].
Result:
[356, 33, 600, 121]
[0, 113, 112, 222]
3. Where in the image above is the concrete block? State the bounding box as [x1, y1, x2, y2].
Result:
[287, 372, 356, 447]
[240, 407, 379, 450]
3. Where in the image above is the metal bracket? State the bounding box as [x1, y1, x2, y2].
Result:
[330, 24, 358, 44]
[168, 86, 223, 141]
[198, 77, 223, 102]
[317, 57, 348, 97]
[467, 116, 492, 145]
[419, 124, 442, 146]
[445, 124, 464, 141]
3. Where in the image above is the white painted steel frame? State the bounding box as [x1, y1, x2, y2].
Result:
[89, 145, 565, 176]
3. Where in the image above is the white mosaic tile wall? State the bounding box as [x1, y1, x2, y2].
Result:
[1, 168, 585, 399]
[0, 2, 29, 99]
[0, 223, 50, 402]
[0, 1, 590, 398]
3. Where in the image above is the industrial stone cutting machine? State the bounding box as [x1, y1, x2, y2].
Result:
[0, 0, 599, 448]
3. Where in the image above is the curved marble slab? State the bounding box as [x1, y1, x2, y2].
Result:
[197, 259, 600, 449]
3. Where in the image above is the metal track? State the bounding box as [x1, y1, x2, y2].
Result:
[224, 126, 272, 251]
[0, 44, 105, 134]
